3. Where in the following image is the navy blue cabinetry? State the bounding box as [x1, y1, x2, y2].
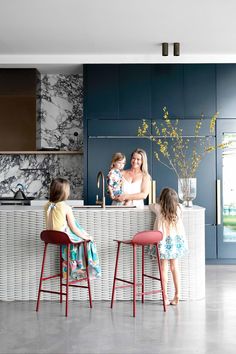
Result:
[217, 64, 236, 118]
[84, 63, 225, 262]
[205, 225, 217, 259]
[84, 64, 119, 119]
[151, 64, 184, 119]
[119, 65, 151, 120]
[184, 64, 216, 118]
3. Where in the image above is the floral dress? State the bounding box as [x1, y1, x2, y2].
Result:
[148, 203, 188, 259]
[107, 168, 123, 197]
[107, 168, 123, 205]
[45, 201, 101, 280]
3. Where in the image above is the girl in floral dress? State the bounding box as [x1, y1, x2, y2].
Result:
[149, 187, 187, 306]
[44, 178, 101, 280]
[107, 152, 131, 205]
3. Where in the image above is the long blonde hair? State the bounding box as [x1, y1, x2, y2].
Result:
[49, 178, 70, 202]
[110, 152, 126, 169]
[131, 148, 149, 175]
[159, 187, 179, 225]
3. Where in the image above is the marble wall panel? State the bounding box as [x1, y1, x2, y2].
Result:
[0, 74, 84, 199]
[38, 74, 83, 151]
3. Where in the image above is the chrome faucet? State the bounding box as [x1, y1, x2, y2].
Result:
[96, 171, 106, 208]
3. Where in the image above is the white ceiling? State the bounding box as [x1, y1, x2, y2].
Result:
[1, 0, 236, 73]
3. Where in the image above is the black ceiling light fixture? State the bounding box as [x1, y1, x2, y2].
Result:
[162, 42, 168, 56]
[174, 42, 180, 56]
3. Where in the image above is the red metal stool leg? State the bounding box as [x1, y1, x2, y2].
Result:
[133, 244, 137, 317]
[141, 245, 145, 304]
[65, 245, 70, 317]
[60, 246, 63, 303]
[111, 241, 121, 308]
[83, 241, 92, 308]
[36, 243, 48, 312]
[156, 244, 166, 312]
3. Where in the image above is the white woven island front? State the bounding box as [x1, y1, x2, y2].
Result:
[0, 205, 205, 301]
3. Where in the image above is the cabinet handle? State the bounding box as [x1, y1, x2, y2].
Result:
[148, 180, 156, 205]
[217, 179, 221, 225]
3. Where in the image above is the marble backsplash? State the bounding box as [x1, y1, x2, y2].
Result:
[0, 154, 83, 199]
[0, 74, 84, 200]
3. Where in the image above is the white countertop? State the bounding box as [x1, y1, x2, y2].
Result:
[0, 204, 205, 212]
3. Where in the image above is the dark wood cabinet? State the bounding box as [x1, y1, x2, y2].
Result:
[0, 69, 38, 151]
[0, 69, 37, 96]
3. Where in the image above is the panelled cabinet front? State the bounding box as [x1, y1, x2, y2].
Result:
[84, 64, 236, 263]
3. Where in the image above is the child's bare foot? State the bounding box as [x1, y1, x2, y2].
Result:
[170, 296, 179, 306]
[164, 297, 170, 306]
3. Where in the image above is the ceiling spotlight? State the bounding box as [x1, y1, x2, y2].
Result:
[174, 42, 180, 56]
[162, 43, 168, 56]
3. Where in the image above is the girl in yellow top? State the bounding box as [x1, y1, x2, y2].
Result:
[44, 177, 101, 279]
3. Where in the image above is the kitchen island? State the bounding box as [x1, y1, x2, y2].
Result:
[0, 205, 205, 301]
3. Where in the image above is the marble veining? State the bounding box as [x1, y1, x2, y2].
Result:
[38, 74, 83, 151]
[0, 154, 83, 199]
[0, 74, 84, 199]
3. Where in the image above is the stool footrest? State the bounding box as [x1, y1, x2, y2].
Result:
[137, 289, 162, 296]
[42, 274, 61, 281]
[40, 289, 66, 296]
[115, 281, 142, 289]
[143, 274, 161, 281]
[115, 277, 133, 285]
[62, 283, 89, 289]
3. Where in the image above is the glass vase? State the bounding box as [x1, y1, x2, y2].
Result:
[178, 178, 197, 207]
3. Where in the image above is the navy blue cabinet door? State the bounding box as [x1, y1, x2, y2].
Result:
[217, 64, 236, 118]
[84, 64, 119, 119]
[205, 225, 217, 260]
[184, 64, 216, 118]
[119, 65, 151, 120]
[87, 138, 152, 205]
[151, 64, 184, 119]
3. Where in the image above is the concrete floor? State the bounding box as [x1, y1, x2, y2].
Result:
[0, 265, 236, 354]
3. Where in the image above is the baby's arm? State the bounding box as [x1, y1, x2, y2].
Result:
[66, 208, 93, 241]
[107, 184, 115, 200]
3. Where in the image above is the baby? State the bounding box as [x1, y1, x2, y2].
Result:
[107, 152, 131, 206]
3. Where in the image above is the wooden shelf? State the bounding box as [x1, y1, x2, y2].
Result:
[0, 150, 83, 155]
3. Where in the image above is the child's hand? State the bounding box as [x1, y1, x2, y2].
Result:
[82, 231, 93, 242]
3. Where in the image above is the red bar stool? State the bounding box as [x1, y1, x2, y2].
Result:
[36, 230, 92, 317]
[111, 230, 166, 317]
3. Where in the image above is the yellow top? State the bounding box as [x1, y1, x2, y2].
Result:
[44, 201, 71, 232]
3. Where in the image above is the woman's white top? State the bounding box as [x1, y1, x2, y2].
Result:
[123, 178, 144, 208]
[149, 203, 185, 238]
